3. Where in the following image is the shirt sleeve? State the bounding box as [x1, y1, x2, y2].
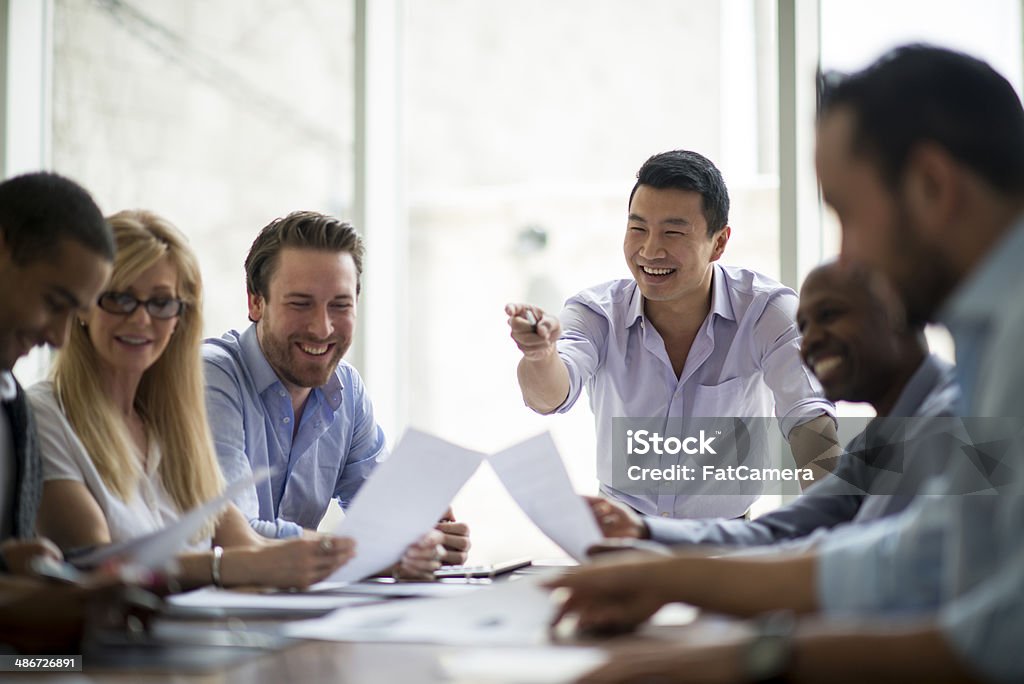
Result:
[554, 299, 610, 413]
[203, 358, 302, 539]
[332, 369, 386, 509]
[935, 441, 1024, 684]
[755, 292, 836, 437]
[646, 461, 865, 546]
[816, 489, 952, 617]
[940, 542, 1024, 684]
[27, 385, 87, 483]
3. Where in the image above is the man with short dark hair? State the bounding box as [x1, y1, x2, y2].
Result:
[204, 211, 469, 572]
[0, 171, 115, 651]
[0, 171, 113, 570]
[507, 150, 838, 520]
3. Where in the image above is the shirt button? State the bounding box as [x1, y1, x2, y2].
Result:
[279, 390, 286, 397]
[283, 417, 291, 424]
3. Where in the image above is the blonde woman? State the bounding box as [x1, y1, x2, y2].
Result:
[27, 210, 360, 589]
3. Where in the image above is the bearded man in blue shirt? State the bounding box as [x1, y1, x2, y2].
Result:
[204, 211, 469, 572]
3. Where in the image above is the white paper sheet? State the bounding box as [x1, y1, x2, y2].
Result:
[649, 603, 698, 626]
[488, 433, 603, 561]
[283, 574, 557, 646]
[308, 579, 488, 598]
[167, 586, 378, 615]
[322, 429, 599, 582]
[71, 468, 271, 570]
[327, 430, 485, 582]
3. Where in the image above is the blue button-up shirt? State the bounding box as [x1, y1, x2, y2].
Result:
[203, 325, 386, 538]
[555, 264, 835, 519]
[816, 218, 1024, 683]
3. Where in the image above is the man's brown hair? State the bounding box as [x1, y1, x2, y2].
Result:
[245, 210, 365, 299]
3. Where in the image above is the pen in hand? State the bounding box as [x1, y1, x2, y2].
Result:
[522, 309, 539, 334]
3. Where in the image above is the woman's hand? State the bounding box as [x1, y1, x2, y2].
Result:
[224, 535, 355, 589]
[0, 537, 63, 576]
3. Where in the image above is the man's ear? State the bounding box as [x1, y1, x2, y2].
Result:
[710, 226, 731, 262]
[247, 291, 265, 323]
[901, 142, 960, 239]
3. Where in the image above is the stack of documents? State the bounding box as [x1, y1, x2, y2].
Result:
[283, 573, 558, 646]
[165, 588, 380, 618]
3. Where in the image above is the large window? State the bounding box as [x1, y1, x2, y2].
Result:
[402, 0, 781, 560]
[50, 0, 356, 339]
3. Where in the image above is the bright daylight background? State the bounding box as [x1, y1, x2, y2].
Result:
[7, 0, 1022, 562]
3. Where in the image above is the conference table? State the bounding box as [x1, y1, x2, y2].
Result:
[13, 634, 693, 683]
[5, 566, 719, 684]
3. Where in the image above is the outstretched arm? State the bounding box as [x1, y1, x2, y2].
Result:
[575, 619, 977, 684]
[547, 550, 819, 634]
[506, 303, 571, 413]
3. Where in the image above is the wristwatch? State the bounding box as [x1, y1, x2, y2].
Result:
[743, 610, 795, 683]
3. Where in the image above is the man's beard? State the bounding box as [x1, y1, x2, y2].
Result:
[887, 211, 960, 327]
[259, 327, 346, 390]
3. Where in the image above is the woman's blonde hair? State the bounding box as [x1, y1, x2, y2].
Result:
[53, 210, 225, 515]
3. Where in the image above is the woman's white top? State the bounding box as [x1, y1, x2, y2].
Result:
[28, 380, 210, 551]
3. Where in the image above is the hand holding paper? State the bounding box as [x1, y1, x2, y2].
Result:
[489, 432, 603, 561]
[326, 430, 486, 582]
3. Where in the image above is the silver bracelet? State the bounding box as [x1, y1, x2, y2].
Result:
[211, 545, 224, 587]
